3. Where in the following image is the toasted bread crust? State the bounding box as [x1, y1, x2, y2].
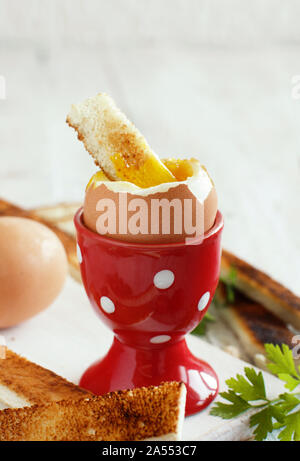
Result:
[221, 249, 300, 329]
[0, 349, 90, 407]
[66, 119, 115, 178]
[67, 119, 150, 174]
[32, 202, 82, 224]
[220, 296, 296, 355]
[66, 94, 175, 187]
[0, 382, 185, 441]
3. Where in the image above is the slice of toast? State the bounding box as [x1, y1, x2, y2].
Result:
[219, 295, 297, 356]
[0, 382, 186, 441]
[66, 93, 176, 187]
[221, 249, 300, 329]
[215, 283, 300, 369]
[0, 349, 91, 408]
[33, 202, 81, 225]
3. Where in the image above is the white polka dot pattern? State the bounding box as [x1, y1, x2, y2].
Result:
[77, 243, 82, 264]
[153, 270, 174, 289]
[100, 296, 115, 314]
[198, 292, 210, 311]
[150, 335, 171, 344]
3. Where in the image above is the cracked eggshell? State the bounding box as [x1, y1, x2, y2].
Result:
[83, 164, 217, 244]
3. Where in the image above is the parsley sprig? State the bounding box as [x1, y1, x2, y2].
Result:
[210, 344, 300, 441]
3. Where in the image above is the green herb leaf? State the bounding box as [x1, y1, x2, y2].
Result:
[278, 410, 300, 441]
[228, 266, 237, 285]
[275, 393, 300, 414]
[210, 343, 300, 441]
[226, 284, 235, 303]
[226, 367, 266, 401]
[265, 344, 300, 389]
[250, 406, 284, 441]
[210, 390, 251, 419]
[277, 374, 300, 391]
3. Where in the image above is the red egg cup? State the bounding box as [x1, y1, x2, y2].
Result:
[74, 208, 223, 416]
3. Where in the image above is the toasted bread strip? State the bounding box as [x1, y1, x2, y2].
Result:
[0, 349, 91, 408]
[0, 199, 81, 283]
[215, 283, 300, 369]
[33, 202, 82, 224]
[66, 93, 176, 188]
[221, 249, 300, 330]
[0, 382, 186, 441]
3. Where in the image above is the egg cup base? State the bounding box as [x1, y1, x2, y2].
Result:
[79, 336, 219, 416]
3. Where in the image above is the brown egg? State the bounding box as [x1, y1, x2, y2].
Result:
[83, 159, 218, 244]
[0, 217, 68, 328]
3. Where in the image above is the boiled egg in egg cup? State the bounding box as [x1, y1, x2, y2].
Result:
[75, 158, 224, 416]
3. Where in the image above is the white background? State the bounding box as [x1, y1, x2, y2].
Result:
[0, 0, 300, 293]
